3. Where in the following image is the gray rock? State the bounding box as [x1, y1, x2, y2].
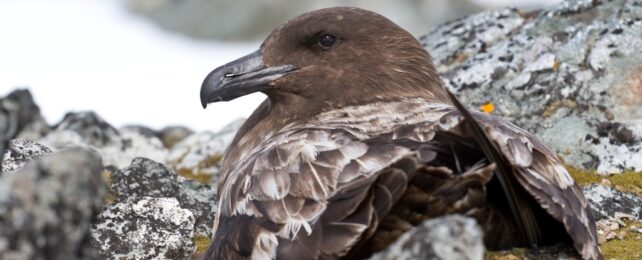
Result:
[4, 89, 50, 140]
[0, 147, 106, 260]
[125, 0, 484, 41]
[421, 0, 642, 174]
[0, 89, 50, 172]
[177, 177, 217, 238]
[110, 157, 180, 201]
[103, 157, 218, 243]
[53, 111, 120, 147]
[583, 184, 642, 219]
[159, 126, 194, 149]
[1, 139, 51, 175]
[90, 197, 196, 260]
[166, 118, 244, 188]
[40, 112, 168, 169]
[370, 215, 484, 260]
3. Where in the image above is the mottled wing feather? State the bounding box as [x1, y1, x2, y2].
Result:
[439, 106, 602, 260]
[210, 128, 412, 259]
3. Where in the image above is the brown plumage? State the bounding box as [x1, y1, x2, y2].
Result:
[199, 7, 602, 260]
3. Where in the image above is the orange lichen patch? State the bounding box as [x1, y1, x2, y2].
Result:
[480, 102, 495, 113]
[553, 60, 560, 71]
[610, 67, 642, 108]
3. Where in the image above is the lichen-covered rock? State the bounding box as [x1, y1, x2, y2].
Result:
[166, 119, 244, 186]
[1, 89, 50, 141]
[1, 139, 51, 175]
[370, 215, 484, 260]
[159, 126, 194, 149]
[91, 197, 196, 259]
[421, 0, 642, 174]
[177, 177, 217, 237]
[0, 147, 106, 259]
[40, 112, 168, 168]
[0, 89, 50, 172]
[583, 184, 642, 219]
[103, 157, 218, 244]
[110, 157, 180, 201]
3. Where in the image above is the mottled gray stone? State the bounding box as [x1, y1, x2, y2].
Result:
[105, 157, 217, 241]
[370, 215, 484, 260]
[1, 139, 51, 175]
[583, 184, 642, 219]
[90, 197, 196, 260]
[40, 112, 168, 169]
[421, 0, 642, 174]
[0, 147, 106, 260]
[159, 126, 194, 149]
[166, 118, 244, 188]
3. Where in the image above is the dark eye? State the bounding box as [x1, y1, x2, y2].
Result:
[318, 34, 337, 49]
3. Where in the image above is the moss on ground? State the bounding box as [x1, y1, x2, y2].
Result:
[194, 235, 211, 254]
[600, 221, 642, 260]
[566, 165, 642, 196]
[176, 153, 223, 185]
[101, 169, 117, 205]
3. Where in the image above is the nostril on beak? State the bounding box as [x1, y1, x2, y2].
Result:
[224, 73, 236, 78]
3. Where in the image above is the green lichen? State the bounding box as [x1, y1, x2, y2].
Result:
[177, 168, 213, 185]
[600, 221, 642, 260]
[176, 153, 223, 185]
[566, 165, 642, 196]
[101, 169, 117, 205]
[194, 235, 211, 254]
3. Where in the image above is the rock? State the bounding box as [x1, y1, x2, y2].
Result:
[166, 119, 244, 186]
[4, 89, 51, 140]
[177, 177, 217, 237]
[370, 215, 484, 260]
[0, 89, 50, 172]
[103, 157, 218, 243]
[90, 197, 196, 259]
[53, 111, 120, 147]
[159, 126, 194, 149]
[0, 147, 106, 259]
[583, 184, 642, 219]
[421, 0, 642, 174]
[125, 0, 484, 41]
[1, 139, 51, 175]
[40, 111, 168, 168]
[110, 157, 180, 201]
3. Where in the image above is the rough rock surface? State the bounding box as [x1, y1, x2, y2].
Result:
[0, 89, 50, 171]
[96, 157, 217, 250]
[583, 184, 642, 219]
[166, 119, 244, 187]
[125, 0, 483, 41]
[159, 126, 194, 149]
[40, 111, 168, 169]
[421, 0, 642, 174]
[370, 215, 484, 260]
[0, 147, 105, 259]
[91, 197, 196, 259]
[1, 139, 51, 175]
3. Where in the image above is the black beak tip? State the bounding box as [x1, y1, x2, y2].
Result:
[201, 101, 208, 109]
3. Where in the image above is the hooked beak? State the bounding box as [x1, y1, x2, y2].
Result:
[200, 49, 297, 108]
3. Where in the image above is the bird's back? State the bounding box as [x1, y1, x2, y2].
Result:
[207, 97, 600, 260]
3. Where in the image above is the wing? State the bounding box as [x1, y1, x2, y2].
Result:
[445, 92, 602, 260]
[207, 128, 417, 259]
